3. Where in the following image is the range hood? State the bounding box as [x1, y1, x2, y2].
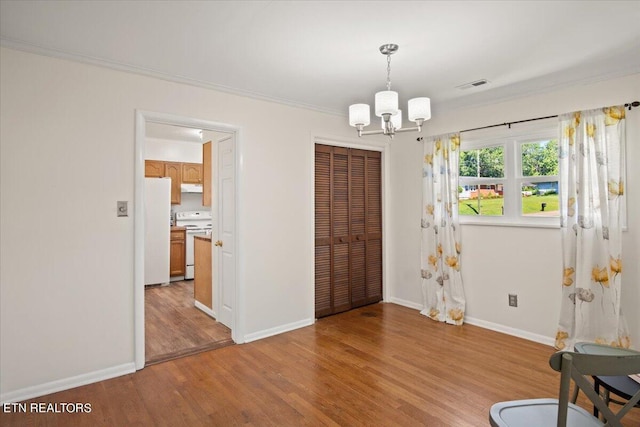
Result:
[180, 183, 203, 193]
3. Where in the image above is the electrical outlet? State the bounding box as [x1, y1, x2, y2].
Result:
[509, 294, 518, 307]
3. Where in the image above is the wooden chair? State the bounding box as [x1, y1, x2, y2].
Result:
[489, 351, 640, 427]
[571, 343, 640, 418]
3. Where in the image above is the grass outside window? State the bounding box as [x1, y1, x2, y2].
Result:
[459, 194, 559, 216]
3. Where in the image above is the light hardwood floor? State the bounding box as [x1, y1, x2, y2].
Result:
[145, 280, 233, 365]
[2, 303, 638, 426]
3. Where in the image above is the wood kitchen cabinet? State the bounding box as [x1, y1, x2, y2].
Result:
[145, 160, 164, 178]
[194, 235, 212, 309]
[202, 141, 212, 206]
[144, 160, 182, 205]
[170, 228, 186, 277]
[145, 159, 207, 205]
[163, 162, 182, 205]
[182, 163, 203, 184]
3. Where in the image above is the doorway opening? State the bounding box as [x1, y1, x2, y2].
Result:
[134, 111, 241, 369]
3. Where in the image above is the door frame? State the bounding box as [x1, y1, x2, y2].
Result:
[310, 134, 391, 320]
[134, 110, 244, 370]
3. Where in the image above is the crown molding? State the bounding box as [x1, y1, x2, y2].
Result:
[0, 37, 345, 117]
[4, 36, 637, 121]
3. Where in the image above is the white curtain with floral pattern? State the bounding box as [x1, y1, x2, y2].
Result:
[555, 106, 631, 350]
[421, 133, 466, 325]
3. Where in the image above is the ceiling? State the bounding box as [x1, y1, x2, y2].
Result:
[1, 1, 639, 119]
[146, 122, 229, 143]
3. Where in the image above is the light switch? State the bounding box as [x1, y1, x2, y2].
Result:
[117, 201, 128, 217]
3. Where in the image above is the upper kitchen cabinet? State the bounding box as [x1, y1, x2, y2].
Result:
[203, 141, 212, 207]
[145, 159, 206, 205]
[182, 163, 203, 184]
[163, 162, 182, 205]
[145, 160, 164, 178]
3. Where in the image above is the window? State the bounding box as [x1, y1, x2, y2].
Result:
[459, 146, 505, 217]
[458, 120, 559, 227]
[518, 139, 559, 218]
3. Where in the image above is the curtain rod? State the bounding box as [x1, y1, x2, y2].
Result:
[417, 101, 639, 141]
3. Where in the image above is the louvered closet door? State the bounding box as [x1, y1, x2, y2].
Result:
[314, 145, 332, 317]
[365, 151, 383, 305]
[350, 150, 367, 308]
[331, 147, 352, 314]
[315, 145, 382, 318]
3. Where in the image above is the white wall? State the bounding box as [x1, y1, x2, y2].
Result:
[0, 47, 355, 399]
[144, 137, 204, 163]
[388, 73, 640, 348]
[174, 192, 207, 214]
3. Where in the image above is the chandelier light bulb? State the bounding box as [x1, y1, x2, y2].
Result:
[349, 104, 371, 126]
[408, 98, 431, 122]
[375, 91, 398, 117]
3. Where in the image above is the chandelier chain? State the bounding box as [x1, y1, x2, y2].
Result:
[386, 54, 392, 91]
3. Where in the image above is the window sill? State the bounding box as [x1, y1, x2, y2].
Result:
[459, 219, 628, 232]
[459, 219, 560, 229]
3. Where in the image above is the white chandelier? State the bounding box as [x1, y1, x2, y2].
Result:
[349, 44, 431, 139]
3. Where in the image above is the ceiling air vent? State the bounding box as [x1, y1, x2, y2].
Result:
[456, 79, 489, 90]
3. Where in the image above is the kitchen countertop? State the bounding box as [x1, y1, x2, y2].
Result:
[194, 235, 212, 242]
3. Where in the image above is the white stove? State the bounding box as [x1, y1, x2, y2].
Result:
[175, 210, 212, 279]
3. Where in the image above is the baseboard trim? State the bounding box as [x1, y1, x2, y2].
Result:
[194, 301, 216, 319]
[1, 362, 136, 404]
[243, 318, 315, 343]
[386, 299, 555, 347]
[464, 316, 555, 347]
[386, 297, 424, 311]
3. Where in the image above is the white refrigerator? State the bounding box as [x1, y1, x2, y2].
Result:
[144, 177, 171, 285]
